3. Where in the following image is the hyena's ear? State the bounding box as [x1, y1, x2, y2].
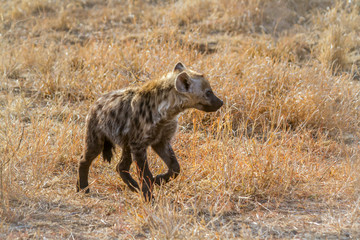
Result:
[174, 62, 186, 72]
[175, 72, 191, 93]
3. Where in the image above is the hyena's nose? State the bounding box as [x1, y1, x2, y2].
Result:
[216, 98, 223, 109]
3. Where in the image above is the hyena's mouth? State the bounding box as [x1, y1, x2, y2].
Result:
[199, 101, 223, 112]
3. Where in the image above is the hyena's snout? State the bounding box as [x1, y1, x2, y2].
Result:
[210, 94, 223, 111]
[201, 91, 223, 112]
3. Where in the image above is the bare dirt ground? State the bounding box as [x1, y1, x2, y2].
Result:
[1, 0, 360, 239]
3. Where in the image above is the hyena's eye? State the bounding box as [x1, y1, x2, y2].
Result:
[205, 90, 213, 98]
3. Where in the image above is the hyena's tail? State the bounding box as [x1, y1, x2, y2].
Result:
[102, 139, 114, 163]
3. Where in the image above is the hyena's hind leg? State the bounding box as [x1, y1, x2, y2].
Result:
[77, 133, 103, 193]
[116, 145, 140, 192]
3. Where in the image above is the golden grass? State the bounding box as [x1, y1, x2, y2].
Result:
[1, 0, 360, 238]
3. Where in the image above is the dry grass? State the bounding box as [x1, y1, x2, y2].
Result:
[1, 0, 360, 239]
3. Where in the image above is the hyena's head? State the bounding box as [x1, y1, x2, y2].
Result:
[173, 62, 223, 112]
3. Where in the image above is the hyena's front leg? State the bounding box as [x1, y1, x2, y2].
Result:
[131, 146, 154, 201]
[152, 142, 180, 185]
[116, 145, 139, 192]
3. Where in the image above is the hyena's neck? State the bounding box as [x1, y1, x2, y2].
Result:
[158, 89, 188, 119]
[137, 74, 189, 121]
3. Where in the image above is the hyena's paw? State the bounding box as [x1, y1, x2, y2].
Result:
[76, 181, 90, 193]
[142, 190, 153, 202]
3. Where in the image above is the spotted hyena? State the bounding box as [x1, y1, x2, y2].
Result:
[76, 62, 223, 200]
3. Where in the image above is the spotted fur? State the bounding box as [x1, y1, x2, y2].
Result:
[76, 62, 223, 200]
